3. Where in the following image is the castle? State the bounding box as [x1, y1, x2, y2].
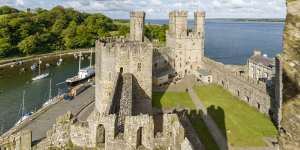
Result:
[0, 9, 283, 150]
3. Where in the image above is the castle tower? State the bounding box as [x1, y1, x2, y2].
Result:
[169, 10, 188, 37]
[130, 11, 145, 42]
[166, 10, 205, 78]
[95, 41, 117, 114]
[194, 11, 205, 35]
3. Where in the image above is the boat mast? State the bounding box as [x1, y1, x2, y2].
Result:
[22, 91, 25, 117]
[90, 49, 92, 68]
[79, 51, 82, 72]
[49, 79, 52, 100]
[38, 58, 41, 75]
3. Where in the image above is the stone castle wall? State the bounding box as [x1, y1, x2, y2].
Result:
[203, 57, 274, 115]
[35, 111, 192, 150]
[0, 130, 31, 150]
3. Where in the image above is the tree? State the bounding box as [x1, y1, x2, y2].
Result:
[0, 38, 12, 56]
[62, 21, 78, 49]
[117, 25, 129, 37]
[0, 6, 19, 15]
[17, 35, 39, 55]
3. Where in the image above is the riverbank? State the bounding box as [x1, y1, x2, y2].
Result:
[0, 48, 94, 68]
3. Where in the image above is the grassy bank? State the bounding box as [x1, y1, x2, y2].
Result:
[193, 84, 277, 147]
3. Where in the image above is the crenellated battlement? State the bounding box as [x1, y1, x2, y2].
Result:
[169, 10, 188, 17]
[130, 11, 145, 18]
[194, 10, 206, 17]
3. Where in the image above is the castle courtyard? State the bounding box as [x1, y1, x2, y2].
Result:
[193, 85, 278, 147]
[151, 76, 278, 149]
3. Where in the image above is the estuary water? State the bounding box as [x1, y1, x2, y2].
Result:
[0, 19, 284, 133]
[147, 19, 284, 64]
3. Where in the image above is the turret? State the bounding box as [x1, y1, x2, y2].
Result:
[194, 10, 205, 35]
[130, 11, 145, 42]
[169, 10, 188, 37]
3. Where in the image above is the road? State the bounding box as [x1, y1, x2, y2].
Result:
[20, 87, 95, 142]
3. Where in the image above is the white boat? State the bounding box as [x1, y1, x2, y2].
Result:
[32, 73, 49, 81]
[32, 58, 49, 81]
[31, 64, 37, 71]
[66, 50, 95, 85]
[15, 91, 32, 126]
[57, 53, 63, 66]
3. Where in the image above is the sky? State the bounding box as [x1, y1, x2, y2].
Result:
[0, 0, 287, 19]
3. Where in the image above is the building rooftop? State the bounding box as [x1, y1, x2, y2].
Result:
[197, 69, 211, 76]
[249, 53, 274, 68]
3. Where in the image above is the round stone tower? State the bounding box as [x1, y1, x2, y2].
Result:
[130, 11, 145, 42]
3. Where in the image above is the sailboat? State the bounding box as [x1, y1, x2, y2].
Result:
[15, 91, 32, 126]
[32, 58, 49, 81]
[43, 79, 54, 107]
[65, 50, 95, 85]
[57, 53, 63, 66]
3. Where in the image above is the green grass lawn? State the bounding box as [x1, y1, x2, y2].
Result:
[193, 84, 278, 147]
[152, 92, 196, 110]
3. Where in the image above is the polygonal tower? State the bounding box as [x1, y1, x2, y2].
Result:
[166, 10, 205, 78]
[168, 10, 188, 37]
[130, 11, 145, 42]
[194, 10, 205, 35]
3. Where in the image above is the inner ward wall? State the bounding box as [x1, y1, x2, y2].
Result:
[203, 57, 274, 115]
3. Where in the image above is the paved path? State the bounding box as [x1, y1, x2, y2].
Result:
[188, 87, 229, 150]
[20, 87, 95, 142]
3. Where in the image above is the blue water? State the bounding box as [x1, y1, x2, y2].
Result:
[146, 19, 284, 64]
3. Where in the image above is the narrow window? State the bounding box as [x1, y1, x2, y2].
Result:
[138, 63, 142, 72]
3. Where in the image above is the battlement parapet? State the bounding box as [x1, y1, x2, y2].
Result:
[169, 10, 188, 17]
[194, 10, 206, 17]
[130, 11, 145, 18]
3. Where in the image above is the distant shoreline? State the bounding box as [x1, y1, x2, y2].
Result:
[142, 18, 285, 24]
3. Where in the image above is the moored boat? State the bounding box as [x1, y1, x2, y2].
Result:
[15, 91, 32, 126]
[66, 50, 95, 86]
[32, 58, 49, 81]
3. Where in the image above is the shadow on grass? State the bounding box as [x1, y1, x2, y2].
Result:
[207, 105, 227, 144]
[187, 109, 224, 150]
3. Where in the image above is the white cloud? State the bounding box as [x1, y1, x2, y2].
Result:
[0, 0, 286, 19]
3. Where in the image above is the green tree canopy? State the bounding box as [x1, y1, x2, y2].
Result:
[0, 6, 167, 58]
[0, 6, 19, 15]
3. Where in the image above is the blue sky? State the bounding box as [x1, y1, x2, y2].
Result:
[0, 0, 286, 19]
